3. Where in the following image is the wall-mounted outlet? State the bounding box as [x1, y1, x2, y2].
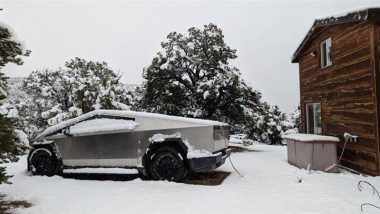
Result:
[344, 133, 359, 143]
[349, 135, 358, 143]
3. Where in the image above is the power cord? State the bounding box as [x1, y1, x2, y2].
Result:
[358, 180, 380, 212]
[220, 126, 243, 177]
[325, 136, 349, 172]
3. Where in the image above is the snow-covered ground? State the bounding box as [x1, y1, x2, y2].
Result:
[1, 143, 380, 214]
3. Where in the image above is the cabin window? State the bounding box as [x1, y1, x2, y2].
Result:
[320, 38, 332, 68]
[306, 103, 321, 134]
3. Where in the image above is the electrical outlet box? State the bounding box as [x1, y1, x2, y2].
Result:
[350, 135, 359, 143]
[344, 133, 359, 143]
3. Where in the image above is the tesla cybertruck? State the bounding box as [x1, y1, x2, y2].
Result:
[28, 110, 231, 181]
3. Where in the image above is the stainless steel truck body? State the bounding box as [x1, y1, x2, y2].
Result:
[28, 110, 231, 181]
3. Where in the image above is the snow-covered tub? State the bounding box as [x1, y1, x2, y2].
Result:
[284, 134, 340, 173]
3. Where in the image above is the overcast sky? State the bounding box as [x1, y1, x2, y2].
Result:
[1, 0, 380, 113]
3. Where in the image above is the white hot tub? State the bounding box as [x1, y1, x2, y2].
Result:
[284, 133, 340, 173]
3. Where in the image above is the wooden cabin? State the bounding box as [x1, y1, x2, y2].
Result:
[292, 8, 380, 175]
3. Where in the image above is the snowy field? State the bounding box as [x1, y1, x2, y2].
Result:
[1, 143, 380, 214]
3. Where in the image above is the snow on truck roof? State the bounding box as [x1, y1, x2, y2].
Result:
[35, 110, 228, 140]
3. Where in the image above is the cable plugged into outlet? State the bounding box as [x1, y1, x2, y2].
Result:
[325, 132, 358, 172]
[344, 132, 359, 143]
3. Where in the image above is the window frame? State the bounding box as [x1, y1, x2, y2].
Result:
[320, 37, 332, 68]
[306, 102, 322, 135]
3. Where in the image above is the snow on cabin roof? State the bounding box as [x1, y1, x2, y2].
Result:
[291, 7, 380, 63]
[35, 110, 228, 140]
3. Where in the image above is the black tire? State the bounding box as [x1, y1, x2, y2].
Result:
[29, 148, 57, 176]
[148, 147, 187, 182]
[137, 168, 152, 181]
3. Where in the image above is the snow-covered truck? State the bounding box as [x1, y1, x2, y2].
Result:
[28, 110, 231, 181]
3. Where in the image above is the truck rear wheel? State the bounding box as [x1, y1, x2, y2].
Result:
[149, 147, 187, 182]
[29, 148, 57, 176]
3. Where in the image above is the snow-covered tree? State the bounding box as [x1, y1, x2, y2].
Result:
[136, 23, 261, 125]
[289, 105, 300, 129]
[0, 77, 37, 137]
[0, 22, 30, 184]
[65, 58, 131, 113]
[246, 103, 291, 144]
[20, 58, 132, 137]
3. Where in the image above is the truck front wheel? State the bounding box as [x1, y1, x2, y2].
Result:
[149, 147, 187, 182]
[29, 148, 57, 176]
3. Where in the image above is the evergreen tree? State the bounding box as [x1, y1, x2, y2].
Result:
[20, 58, 132, 137]
[21, 68, 74, 135]
[0, 72, 8, 101]
[290, 105, 300, 130]
[65, 58, 130, 113]
[0, 22, 30, 184]
[0, 115, 26, 183]
[247, 103, 291, 145]
[136, 23, 261, 125]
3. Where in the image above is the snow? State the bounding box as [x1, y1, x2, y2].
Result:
[293, 7, 374, 62]
[13, 129, 29, 145]
[6, 108, 19, 118]
[68, 118, 138, 135]
[149, 132, 182, 143]
[229, 137, 243, 144]
[148, 132, 217, 159]
[315, 7, 374, 21]
[186, 150, 219, 159]
[184, 140, 218, 159]
[0, 22, 28, 55]
[283, 133, 340, 142]
[32, 140, 54, 145]
[36, 110, 228, 140]
[229, 134, 245, 144]
[2, 143, 380, 213]
[229, 134, 256, 148]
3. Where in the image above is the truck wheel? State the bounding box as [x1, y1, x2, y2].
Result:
[149, 147, 187, 182]
[29, 148, 57, 176]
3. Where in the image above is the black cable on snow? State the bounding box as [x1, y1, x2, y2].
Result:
[228, 156, 243, 177]
[361, 203, 380, 212]
[358, 180, 380, 199]
[358, 180, 380, 212]
[220, 126, 243, 177]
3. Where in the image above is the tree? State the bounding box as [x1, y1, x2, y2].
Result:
[20, 58, 132, 137]
[289, 105, 300, 130]
[0, 22, 30, 184]
[246, 102, 291, 145]
[136, 23, 261, 125]
[65, 58, 131, 113]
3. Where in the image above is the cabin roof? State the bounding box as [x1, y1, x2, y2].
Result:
[34, 110, 228, 141]
[291, 7, 380, 63]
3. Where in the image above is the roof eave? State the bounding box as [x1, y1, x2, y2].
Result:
[291, 8, 374, 63]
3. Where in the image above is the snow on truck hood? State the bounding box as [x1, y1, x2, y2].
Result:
[35, 110, 228, 140]
[68, 118, 139, 135]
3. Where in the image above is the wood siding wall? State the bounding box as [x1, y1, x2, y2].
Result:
[298, 21, 379, 175]
[373, 21, 380, 175]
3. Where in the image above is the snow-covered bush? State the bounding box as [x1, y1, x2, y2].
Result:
[16, 58, 132, 137]
[135, 23, 261, 126]
[245, 103, 292, 145]
[0, 22, 30, 184]
[289, 105, 300, 129]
